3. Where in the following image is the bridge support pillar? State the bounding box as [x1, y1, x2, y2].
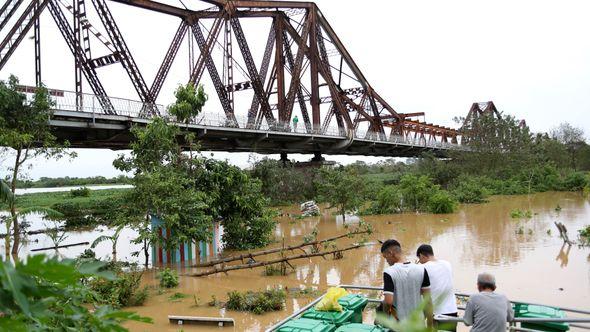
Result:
[280, 152, 289, 166]
[311, 151, 324, 162]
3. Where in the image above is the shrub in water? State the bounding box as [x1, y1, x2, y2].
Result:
[428, 190, 457, 214]
[70, 186, 91, 197]
[87, 265, 149, 308]
[158, 268, 179, 288]
[226, 288, 286, 315]
[367, 185, 403, 215]
[561, 171, 587, 191]
[510, 209, 532, 219]
[451, 177, 489, 203]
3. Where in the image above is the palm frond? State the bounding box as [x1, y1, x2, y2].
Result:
[17, 207, 63, 219]
[0, 180, 14, 204]
[91, 235, 112, 249]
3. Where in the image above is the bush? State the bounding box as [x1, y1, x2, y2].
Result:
[428, 190, 457, 214]
[70, 187, 91, 197]
[561, 171, 587, 191]
[226, 288, 286, 315]
[364, 186, 402, 215]
[451, 177, 489, 203]
[87, 266, 149, 308]
[52, 196, 121, 228]
[158, 268, 179, 288]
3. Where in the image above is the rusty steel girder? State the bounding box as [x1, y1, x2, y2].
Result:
[0, 0, 458, 143]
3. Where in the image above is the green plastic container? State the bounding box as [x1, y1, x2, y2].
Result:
[302, 308, 355, 327]
[335, 323, 388, 331]
[514, 303, 569, 331]
[277, 318, 336, 332]
[338, 294, 369, 323]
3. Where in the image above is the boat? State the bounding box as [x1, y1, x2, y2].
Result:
[266, 284, 590, 332]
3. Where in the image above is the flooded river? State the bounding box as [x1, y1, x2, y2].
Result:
[4, 191, 590, 331]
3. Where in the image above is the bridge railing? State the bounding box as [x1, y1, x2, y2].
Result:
[23, 88, 462, 150]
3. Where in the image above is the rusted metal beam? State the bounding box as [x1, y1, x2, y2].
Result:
[150, 21, 187, 100]
[190, 19, 237, 124]
[47, 0, 115, 113]
[309, 9, 320, 132]
[283, 13, 310, 125]
[108, 0, 190, 17]
[230, 16, 276, 126]
[247, 21, 276, 126]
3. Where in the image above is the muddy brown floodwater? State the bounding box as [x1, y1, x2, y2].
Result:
[124, 192, 588, 331]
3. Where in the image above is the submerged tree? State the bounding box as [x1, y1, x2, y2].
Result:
[114, 114, 276, 264]
[0, 75, 74, 256]
[317, 166, 366, 221]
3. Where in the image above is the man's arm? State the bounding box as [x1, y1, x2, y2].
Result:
[506, 298, 514, 322]
[383, 272, 397, 318]
[463, 297, 474, 326]
[421, 269, 433, 328]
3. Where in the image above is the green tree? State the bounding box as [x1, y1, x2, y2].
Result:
[0, 254, 152, 330]
[114, 118, 212, 266]
[551, 122, 586, 170]
[195, 159, 276, 250]
[168, 84, 207, 125]
[0, 75, 74, 256]
[317, 166, 366, 221]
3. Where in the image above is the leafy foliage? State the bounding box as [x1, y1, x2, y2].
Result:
[450, 176, 489, 203]
[168, 84, 207, 124]
[70, 186, 91, 197]
[428, 190, 457, 214]
[114, 113, 276, 258]
[250, 158, 318, 205]
[86, 262, 149, 309]
[226, 288, 286, 315]
[0, 254, 151, 330]
[195, 159, 276, 250]
[317, 166, 366, 221]
[510, 209, 533, 219]
[157, 268, 179, 288]
[365, 174, 457, 215]
[0, 75, 74, 254]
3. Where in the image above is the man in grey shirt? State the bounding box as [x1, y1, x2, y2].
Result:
[381, 239, 433, 328]
[463, 273, 514, 332]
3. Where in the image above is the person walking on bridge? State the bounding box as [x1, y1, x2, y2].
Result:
[416, 244, 458, 331]
[380, 239, 433, 329]
[292, 115, 299, 132]
[463, 272, 514, 332]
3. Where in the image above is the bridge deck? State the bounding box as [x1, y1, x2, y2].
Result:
[50, 109, 459, 157]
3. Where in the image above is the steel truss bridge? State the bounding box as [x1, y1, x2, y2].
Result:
[1, 0, 462, 157]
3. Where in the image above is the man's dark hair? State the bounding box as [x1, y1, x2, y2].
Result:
[416, 244, 434, 257]
[380, 239, 401, 253]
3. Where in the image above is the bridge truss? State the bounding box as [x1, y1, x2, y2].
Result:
[0, 0, 459, 144]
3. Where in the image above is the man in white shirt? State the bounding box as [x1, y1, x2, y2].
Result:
[417, 244, 458, 331]
[381, 239, 433, 329]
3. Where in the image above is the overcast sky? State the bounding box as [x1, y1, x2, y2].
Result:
[1, 0, 589, 180]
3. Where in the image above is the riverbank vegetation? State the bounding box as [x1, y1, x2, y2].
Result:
[12, 175, 131, 188]
[1, 188, 129, 228]
[250, 113, 590, 216]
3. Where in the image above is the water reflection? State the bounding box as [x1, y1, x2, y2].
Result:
[556, 243, 572, 268]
